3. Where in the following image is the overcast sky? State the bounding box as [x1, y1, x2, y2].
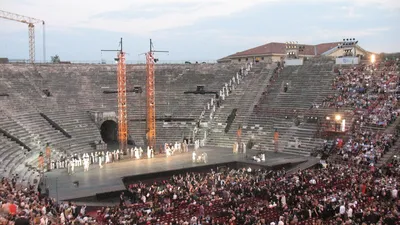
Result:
[1, 0, 399, 63]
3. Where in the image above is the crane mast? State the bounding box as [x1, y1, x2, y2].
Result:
[117, 50, 128, 153]
[101, 38, 128, 153]
[146, 39, 168, 148]
[146, 51, 156, 148]
[0, 10, 45, 63]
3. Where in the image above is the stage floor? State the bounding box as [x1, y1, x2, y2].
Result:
[44, 147, 312, 201]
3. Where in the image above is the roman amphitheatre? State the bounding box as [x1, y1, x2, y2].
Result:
[0, 9, 400, 225]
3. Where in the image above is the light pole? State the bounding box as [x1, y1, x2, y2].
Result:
[285, 41, 305, 59]
[337, 38, 358, 57]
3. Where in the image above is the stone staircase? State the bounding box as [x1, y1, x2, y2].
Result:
[207, 64, 271, 147]
[208, 59, 341, 156]
[376, 116, 400, 167]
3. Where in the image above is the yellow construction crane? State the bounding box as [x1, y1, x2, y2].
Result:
[0, 10, 45, 63]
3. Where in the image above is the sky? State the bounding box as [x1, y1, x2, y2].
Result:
[0, 0, 399, 63]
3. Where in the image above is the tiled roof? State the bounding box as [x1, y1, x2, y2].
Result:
[226, 42, 341, 58]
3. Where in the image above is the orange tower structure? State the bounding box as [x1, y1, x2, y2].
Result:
[101, 38, 128, 153]
[145, 39, 168, 148]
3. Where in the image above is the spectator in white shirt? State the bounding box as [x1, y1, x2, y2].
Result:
[347, 206, 353, 218]
[391, 187, 398, 199]
[339, 204, 346, 215]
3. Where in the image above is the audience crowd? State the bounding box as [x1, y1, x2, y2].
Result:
[1, 61, 399, 225]
[322, 62, 400, 167]
[324, 62, 399, 127]
[102, 164, 400, 225]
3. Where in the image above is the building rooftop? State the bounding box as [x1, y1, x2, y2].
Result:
[223, 42, 341, 59]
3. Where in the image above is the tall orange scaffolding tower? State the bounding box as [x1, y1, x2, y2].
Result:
[101, 38, 128, 153]
[145, 39, 168, 148]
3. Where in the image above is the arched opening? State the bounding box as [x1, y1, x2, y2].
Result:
[100, 120, 118, 144]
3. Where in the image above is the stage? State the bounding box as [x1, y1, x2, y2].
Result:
[43, 147, 317, 202]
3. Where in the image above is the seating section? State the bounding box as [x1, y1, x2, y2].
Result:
[0, 63, 242, 179]
[0, 112, 41, 185]
[44, 111, 103, 154]
[207, 58, 341, 156]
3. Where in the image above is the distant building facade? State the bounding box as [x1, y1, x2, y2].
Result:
[218, 42, 370, 63]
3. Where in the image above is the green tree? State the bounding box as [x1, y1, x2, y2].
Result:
[51, 55, 61, 63]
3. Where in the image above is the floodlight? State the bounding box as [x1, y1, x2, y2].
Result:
[335, 115, 341, 121]
[370, 54, 376, 63]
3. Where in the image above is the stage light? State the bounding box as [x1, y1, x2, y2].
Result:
[335, 115, 341, 121]
[326, 116, 331, 120]
[370, 54, 376, 63]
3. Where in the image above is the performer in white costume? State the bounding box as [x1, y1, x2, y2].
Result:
[202, 152, 208, 163]
[151, 146, 154, 158]
[67, 159, 71, 174]
[78, 154, 82, 167]
[195, 140, 200, 151]
[135, 147, 140, 159]
[70, 159, 75, 174]
[166, 146, 171, 157]
[105, 151, 110, 163]
[130, 148, 134, 158]
[170, 144, 175, 155]
[242, 143, 246, 154]
[192, 151, 196, 163]
[183, 141, 188, 152]
[83, 153, 90, 172]
[147, 146, 151, 159]
[139, 147, 143, 158]
[98, 152, 103, 168]
[91, 152, 95, 164]
[174, 142, 179, 153]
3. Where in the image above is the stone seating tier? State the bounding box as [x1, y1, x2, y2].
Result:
[0, 63, 243, 178]
[207, 60, 341, 156]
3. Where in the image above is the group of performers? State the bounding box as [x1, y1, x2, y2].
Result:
[129, 146, 155, 159]
[164, 141, 189, 157]
[252, 153, 266, 162]
[192, 151, 208, 163]
[50, 139, 206, 175]
[233, 142, 246, 154]
[64, 150, 123, 174]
